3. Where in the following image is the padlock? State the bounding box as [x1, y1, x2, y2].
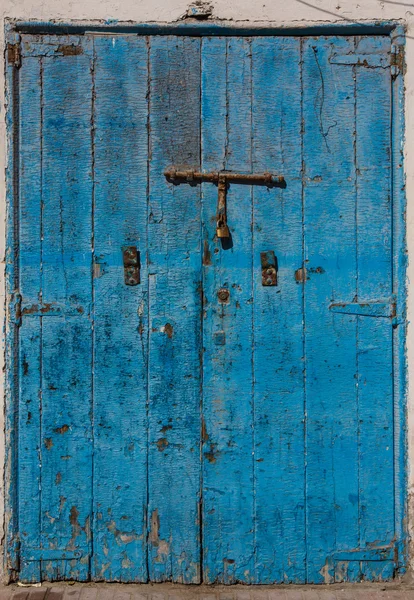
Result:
[216, 217, 230, 238]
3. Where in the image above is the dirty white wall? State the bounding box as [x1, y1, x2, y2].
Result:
[1, 0, 414, 582]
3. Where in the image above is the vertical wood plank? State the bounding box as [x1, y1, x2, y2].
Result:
[302, 36, 359, 583]
[147, 36, 202, 583]
[40, 36, 93, 581]
[18, 54, 42, 583]
[201, 36, 255, 583]
[355, 35, 394, 581]
[93, 35, 149, 583]
[251, 37, 305, 583]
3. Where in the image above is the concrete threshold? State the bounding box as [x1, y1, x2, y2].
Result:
[0, 582, 414, 600]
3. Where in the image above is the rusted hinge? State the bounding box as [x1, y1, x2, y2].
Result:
[10, 293, 22, 327]
[23, 547, 86, 561]
[332, 545, 396, 562]
[390, 43, 405, 77]
[329, 52, 389, 68]
[329, 295, 397, 321]
[10, 294, 90, 325]
[7, 43, 21, 69]
[329, 45, 405, 76]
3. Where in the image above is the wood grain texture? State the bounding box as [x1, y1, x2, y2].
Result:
[302, 36, 360, 583]
[18, 54, 42, 583]
[39, 35, 93, 581]
[147, 36, 202, 583]
[201, 36, 255, 583]
[251, 37, 305, 583]
[354, 35, 394, 581]
[93, 35, 149, 583]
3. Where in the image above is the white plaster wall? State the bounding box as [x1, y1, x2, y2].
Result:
[1, 0, 414, 583]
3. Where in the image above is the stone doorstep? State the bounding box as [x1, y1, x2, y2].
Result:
[0, 583, 414, 600]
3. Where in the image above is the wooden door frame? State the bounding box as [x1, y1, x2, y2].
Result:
[4, 20, 407, 582]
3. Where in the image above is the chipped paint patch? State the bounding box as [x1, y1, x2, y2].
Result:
[154, 539, 170, 563]
[319, 559, 333, 584]
[149, 509, 160, 545]
[107, 520, 139, 545]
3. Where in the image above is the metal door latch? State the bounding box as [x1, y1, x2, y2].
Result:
[123, 246, 140, 286]
[164, 169, 285, 239]
[261, 251, 278, 286]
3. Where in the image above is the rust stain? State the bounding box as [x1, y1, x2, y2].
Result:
[203, 240, 212, 265]
[55, 472, 62, 485]
[204, 443, 219, 463]
[22, 302, 55, 316]
[44, 438, 53, 450]
[70, 506, 80, 529]
[55, 424, 69, 434]
[57, 44, 83, 56]
[21, 303, 39, 315]
[156, 437, 169, 452]
[295, 267, 308, 283]
[68, 506, 81, 549]
[308, 266, 325, 274]
[149, 509, 160, 545]
[160, 424, 172, 434]
[164, 323, 173, 339]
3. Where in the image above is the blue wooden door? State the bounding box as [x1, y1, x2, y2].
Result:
[13, 32, 403, 584]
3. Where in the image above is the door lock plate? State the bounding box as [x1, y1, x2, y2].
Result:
[261, 251, 278, 286]
[123, 246, 140, 286]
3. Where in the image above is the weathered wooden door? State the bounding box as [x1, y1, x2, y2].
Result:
[11, 31, 405, 584]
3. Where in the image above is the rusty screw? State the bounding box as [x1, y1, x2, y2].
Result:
[217, 288, 230, 303]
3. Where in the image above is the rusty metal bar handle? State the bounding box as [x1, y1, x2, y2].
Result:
[164, 168, 285, 187]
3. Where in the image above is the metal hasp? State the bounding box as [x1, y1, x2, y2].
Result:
[261, 251, 278, 286]
[164, 168, 285, 239]
[122, 246, 140, 286]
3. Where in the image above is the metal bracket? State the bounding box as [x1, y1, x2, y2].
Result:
[391, 43, 405, 77]
[165, 168, 285, 239]
[123, 246, 141, 286]
[261, 251, 278, 286]
[7, 42, 21, 69]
